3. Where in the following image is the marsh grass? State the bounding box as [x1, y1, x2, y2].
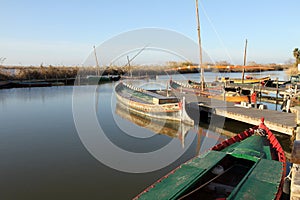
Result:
[0, 63, 294, 81]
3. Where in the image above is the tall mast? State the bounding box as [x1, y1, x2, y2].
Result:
[196, 0, 204, 91]
[93, 45, 100, 75]
[127, 55, 132, 77]
[242, 39, 248, 83]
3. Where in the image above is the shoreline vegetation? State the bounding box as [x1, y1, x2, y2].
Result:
[0, 61, 296, 81]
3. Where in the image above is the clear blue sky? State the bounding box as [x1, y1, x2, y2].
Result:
[0, 0, 299, 66]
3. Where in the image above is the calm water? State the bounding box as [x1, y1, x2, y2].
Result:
[0, 72, 291, 199]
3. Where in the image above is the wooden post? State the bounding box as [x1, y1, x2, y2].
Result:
[166, 82, 169, 97]
[276, 78, 279, 110]
[291, 125, 300, 199]
[223, 84, 226, 101]
[259, 84, 262, 103]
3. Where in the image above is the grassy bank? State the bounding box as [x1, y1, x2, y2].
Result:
[0, 63, 294, 81]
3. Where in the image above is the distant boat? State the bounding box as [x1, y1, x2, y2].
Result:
[170, 80, 249, 103]
[133, 118, 286, 200]
[0, 81, 13, 89]
[120, 74, 149, 80]
[87, 46, 121, 84]
[188, 79, 220, 88]
[86, 75, 120, 84]
[114, 82, 194, 126]
[217, 76, 271, 84]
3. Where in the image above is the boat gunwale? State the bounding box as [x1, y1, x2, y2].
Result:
[133, 119, 286, 200]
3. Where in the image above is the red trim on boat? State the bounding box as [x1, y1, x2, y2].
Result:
[133, 118, 286, 200]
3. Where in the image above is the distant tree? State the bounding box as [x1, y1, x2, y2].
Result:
[293, 48, 300, 66]
[247, 61, 259, 66]
[215, 60, 231, 66]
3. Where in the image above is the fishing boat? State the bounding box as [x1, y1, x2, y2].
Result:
[170, 80, 249, 103]
[217, 76, 271, 84]
[114, 82, 194, 126]
[0, 81, 13, 89]
[120, 74, 149, 80]
[86, 74, 121, 84]
[188, 79, 220, 88]
[88, 46, 121, 84]
[134, 118, 286, 200]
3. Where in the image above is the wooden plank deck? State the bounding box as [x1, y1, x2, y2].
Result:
[175, 92, 297, 135]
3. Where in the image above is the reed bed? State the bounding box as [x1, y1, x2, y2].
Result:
[0, 63, 294, 81]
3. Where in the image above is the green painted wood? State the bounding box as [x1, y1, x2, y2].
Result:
[137, 135, 283, 200]
[222, 135, 268, 162]
[138, 151, 227, 200]
[229, 159, 283, 200]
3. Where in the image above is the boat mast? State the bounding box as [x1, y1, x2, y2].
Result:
[127, 55, 132, 77]
[93, 45, 100, 76]
[195, 0, 204, 91]
[242, 39, 248, 83]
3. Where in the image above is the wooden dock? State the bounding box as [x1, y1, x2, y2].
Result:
[175, 92, 297, 136]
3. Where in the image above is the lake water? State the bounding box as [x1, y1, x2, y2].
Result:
[0, 71, 291, 199]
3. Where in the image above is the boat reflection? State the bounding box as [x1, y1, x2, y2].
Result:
[115, 102, 194, 148]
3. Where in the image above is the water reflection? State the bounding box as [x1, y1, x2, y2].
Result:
[0, 72, 292, 199]
[115, 102, 193, 148]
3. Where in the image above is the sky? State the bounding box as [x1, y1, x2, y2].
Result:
[0, 0, 299, 66]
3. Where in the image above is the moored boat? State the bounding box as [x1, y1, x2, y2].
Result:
[134, 118, 286, 200]
[0, 81, 13, 89]
[120, 75, 150, 80]
[170, 80, 249, 103]
[87, 75, 121, 84]
[114, 82, 194, 126]
[188, 79, 221, 88]
[217, 76, 271, 84]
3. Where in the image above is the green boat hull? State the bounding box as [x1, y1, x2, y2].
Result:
[134, 132, 285, 200]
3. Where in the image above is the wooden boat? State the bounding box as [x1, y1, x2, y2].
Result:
[170, 80, 249, 103]
[115, 102, 192, 147]
[87, 75, 121, 84]
[217, 76, 271, 84]
[188, 79, 221, 88]
[134, 118, 286, 200]
[115, 82, 194, 125]
[51, 82, 65, 86]
[0, 81, 13, 89]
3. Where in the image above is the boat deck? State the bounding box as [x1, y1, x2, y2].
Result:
[118, 83, 179, 105]
[118, 86, 152, 104]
